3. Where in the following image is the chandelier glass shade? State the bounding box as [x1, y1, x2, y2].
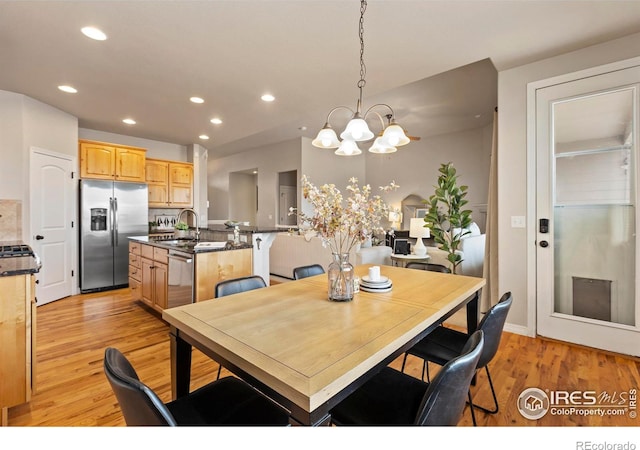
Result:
[312, 0, 410, 156]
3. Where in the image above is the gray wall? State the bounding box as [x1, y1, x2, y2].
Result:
[0, 90, 78, 241]
[208, 138, 301, 226]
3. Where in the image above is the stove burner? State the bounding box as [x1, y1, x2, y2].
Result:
[0, 244, 35, 258]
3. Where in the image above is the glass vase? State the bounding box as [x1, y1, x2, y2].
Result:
[328, 252, 354, 302]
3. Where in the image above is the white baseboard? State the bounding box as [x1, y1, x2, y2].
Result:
[504, 322, 534, 337]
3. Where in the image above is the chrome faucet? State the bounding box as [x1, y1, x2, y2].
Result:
[177, 208, 200, 241]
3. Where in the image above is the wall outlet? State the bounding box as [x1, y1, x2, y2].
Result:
[511, 216, 526, 228]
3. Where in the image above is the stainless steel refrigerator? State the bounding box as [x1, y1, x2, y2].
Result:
[79, 180, 148, 293]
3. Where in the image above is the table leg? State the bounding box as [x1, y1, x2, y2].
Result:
[466, 291, 480, 386]
[466, 291, 479, 334]
[169, 326, 192, 400]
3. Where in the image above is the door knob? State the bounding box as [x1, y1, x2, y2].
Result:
[35, 235, 44, 240]
[539, 240, 549, 248]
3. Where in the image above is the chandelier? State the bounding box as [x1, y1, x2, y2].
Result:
[312, 0, 410, 156]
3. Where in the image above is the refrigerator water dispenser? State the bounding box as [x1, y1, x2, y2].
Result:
[91, 208, 107, 231]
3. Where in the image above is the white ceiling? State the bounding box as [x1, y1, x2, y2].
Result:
[2, 1, 640, 158]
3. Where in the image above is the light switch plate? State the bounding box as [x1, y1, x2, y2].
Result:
[511, 216, 526, 228]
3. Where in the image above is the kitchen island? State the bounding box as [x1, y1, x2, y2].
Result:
[163, 225, 290, 286]
[129, 236, 254, 313]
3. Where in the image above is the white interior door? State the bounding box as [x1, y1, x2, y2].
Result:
[536, 65, 640, 356]
[30, 148, 75, 305]
[279, 185, 296, 226]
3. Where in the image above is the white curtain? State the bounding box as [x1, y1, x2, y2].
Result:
[481, 107, 499, 312]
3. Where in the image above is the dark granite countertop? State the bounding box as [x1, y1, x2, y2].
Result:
[200, 225, 293, 234]
[0, 256, 41, 276]
[0, 241, 41, 277]
[129, 236, 253, 254]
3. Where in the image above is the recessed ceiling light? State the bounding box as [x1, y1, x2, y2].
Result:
[261, 94, 275, 102]
[122, 118, 136, 125]
[199, 135, 210, 140]
[190, 97, 204, 104]
[210, 118, 223, 125]
[58, 85, 77, 94]
[475, 114, 482, 119]
[81, 26, 107, 41]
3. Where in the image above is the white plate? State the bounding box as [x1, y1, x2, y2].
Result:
[360, 280, 392, 289]
[360, 286, 393, 293]
[362, 275, 389, 284]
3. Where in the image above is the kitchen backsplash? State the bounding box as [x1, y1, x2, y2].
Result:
[0, 199, 22, 241]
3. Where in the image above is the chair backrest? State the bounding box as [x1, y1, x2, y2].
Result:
[405, 262, 451, 273]
[476, 291, 513, 368]
[103, 347, 177, 426]
[293, 264, 325, 280]
[215, 275, 267, 298]
[415, 330, 484, 426]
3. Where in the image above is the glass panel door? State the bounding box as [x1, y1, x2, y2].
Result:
[536, 65, 640, 356]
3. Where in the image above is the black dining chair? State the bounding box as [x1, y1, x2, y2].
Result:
[329, 330, 484, 426]
[401, 291, 513, 425]
[213, 275, 267, 378]
[103, 347, 290, 426]
[214, 275, 266, 298]
[293, 264, 325, 280]
[405, 262, 451, 273]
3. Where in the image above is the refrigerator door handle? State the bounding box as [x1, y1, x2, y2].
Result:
[113, 197, 119, 246]
[109, 197, 115, 247]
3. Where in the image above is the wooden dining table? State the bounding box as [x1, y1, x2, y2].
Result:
[162, 264, 485, 426]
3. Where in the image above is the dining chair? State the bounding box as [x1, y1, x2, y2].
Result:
[214, 275, 266, 298]
[103, 347, 290, 426]
[292, 264, 325, 280]
[329, 330, 484, 426]
[213, 275, 267, 378]
[405, 261, 451, 273]
[400, 291, 513, 425]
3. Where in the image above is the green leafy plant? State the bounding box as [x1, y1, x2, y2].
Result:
[175, 221, 189, 231]
[424, 162, 472, 274]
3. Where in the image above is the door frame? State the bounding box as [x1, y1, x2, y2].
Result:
[526, 55, 640, 339]
[29, 147, 79, 298]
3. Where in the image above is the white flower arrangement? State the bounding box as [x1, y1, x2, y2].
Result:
[290, 175, 398, 255]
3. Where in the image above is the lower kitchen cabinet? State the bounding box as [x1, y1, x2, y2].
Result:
[128, 242, 142, 300]
[129, 241, 252, 312]
[0, 274, 36, 426]
[139, 244, 168, 313]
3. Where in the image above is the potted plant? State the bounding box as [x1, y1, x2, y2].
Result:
[174, 221, 189, 238]
[424, 162, 472, 274]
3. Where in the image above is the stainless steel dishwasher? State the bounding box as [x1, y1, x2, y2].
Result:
[167, 249, 194, 308]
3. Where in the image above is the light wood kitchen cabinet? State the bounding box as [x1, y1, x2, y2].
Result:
[195, 248, 252, 302]
[128, 241, 142, 300]
[139, 244, 168, 312]
[79, 139, 146, 182]
[0, 274, 35, 426]
[146, 158, 193, 208]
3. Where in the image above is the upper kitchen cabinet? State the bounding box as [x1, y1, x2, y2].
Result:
[146, 158, 193, 208]
[79, 140, 146, 182]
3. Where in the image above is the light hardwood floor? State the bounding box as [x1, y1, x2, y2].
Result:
[7, 287, 640, 426]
